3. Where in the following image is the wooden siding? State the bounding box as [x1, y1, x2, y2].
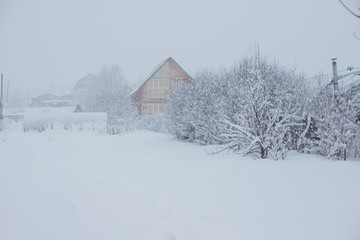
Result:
[131, 57, 192, 115]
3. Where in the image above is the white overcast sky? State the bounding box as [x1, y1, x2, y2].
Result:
[0, 0, 359, 97]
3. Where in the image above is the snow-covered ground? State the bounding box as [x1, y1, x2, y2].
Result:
[0, 129, 359, 240]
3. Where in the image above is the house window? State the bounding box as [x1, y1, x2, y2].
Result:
[147, 103, 166, 114]
[147, 78, 169, 98]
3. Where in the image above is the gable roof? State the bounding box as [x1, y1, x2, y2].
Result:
[341, 74, 360, 97]
[31, 93, 60, 102]
[73, 73, 97, 92]
[322, 73, 360, 93]
[130, 57, 191, 96]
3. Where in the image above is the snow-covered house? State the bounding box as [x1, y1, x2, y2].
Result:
[72, 73, 97, 99]
[322, 73, 360, 122]
[31, 94, 75, 107]
[130, 57, 192, 115]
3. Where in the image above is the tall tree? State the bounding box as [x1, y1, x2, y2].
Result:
[82, 64, 137, 133]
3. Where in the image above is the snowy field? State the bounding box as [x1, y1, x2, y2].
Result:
[0, 129, 360, 240]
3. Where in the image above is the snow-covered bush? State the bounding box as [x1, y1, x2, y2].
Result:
[219, 52, 307, 159]
[136, 114, 168, 133]
[305, 82, 360, 160]
[23, 112, 108, 133]
[77, 64, 138, 134]
[167, 50, 309, 159]
[167, 70, 226, 144]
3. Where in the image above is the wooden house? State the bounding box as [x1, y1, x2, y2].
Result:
[130, 57, 192, 115]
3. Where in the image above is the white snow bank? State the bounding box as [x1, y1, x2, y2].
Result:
[4, 106, 75, 115]
[0, 131, 359, 240]
[23, 112, 107, 131]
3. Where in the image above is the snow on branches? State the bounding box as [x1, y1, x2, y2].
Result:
[77, 64, 138, 134]
[220, 52, 306, 160]
[167, 50, 309, 160]
[305, 80, 360, 160]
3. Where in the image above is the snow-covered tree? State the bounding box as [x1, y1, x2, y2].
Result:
[219, 51, 307, 159]
[166, 49, 359, 161]
[306, 80, 360, 160]
[167, 70, 226, 144]
[167, 49, 308, 159]
[80, 64, 138, 133]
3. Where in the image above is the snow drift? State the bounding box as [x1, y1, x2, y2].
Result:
[23, 112, 107, 131]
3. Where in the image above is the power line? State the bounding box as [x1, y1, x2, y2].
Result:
[304, 67, 360, 81]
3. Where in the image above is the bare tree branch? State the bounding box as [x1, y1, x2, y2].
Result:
[353, 32, 360, 40]
[336, 104, 360, 128]
[339, 0, 360, 18]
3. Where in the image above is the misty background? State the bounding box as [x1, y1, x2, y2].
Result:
[0, 0, 359, 105]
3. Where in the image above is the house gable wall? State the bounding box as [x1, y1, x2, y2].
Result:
[131, 58, 191, 115]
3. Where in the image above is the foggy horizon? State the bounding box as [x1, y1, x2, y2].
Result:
[1, 0, 359, 102]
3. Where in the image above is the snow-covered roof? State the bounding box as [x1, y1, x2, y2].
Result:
[321, 70, 360, 96]
[31, 93, 60, 102]
[129, 57, 171, 96]
[339, 73, 360, 92]
[73, 73, 97, 92]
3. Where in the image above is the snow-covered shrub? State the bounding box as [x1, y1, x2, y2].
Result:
[23, 112, 108, 133]
[77, 64, 138, 134]
[219, 52, 307, 159]
[167, 70, 225, 144]
[306, 83, 360, 160]
[107, 98, 138, 134]
[167, 50, 308, 159]
[136, 114, 168, 133]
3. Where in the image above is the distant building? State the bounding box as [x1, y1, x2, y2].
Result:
[130, 57, 192, 115]
[322, 74, 360, 122]
[30, 74, 96, 108]
[31, 94, 75, 107]
[72, 73, 97, 98]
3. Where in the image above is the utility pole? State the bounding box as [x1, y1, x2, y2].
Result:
[0, 73, 3, 120]
[6, 78, 9, 105]
[332, 58, 339, 98]
[331, 58, 360, 97]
